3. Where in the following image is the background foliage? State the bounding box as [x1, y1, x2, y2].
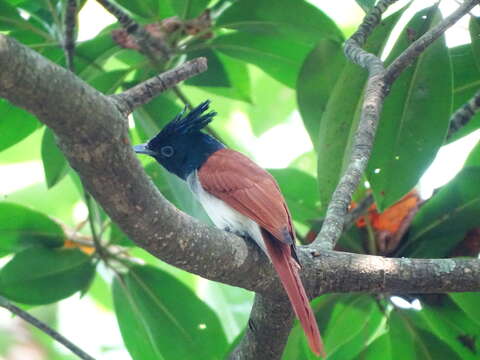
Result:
[0, 0, 480, 359]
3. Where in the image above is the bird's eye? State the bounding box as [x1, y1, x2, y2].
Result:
[160, 145, 174, 157]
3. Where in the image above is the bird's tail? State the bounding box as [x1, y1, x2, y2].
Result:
[262, 231, 326, 358]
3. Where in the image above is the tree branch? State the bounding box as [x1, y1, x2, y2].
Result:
[312, 0, 392, 251]
[63, 0, 77, 72]
[447, 88, 480, 139]
[385, 0, 480, 83]
[112, 57, 208, 115]
[312, 0, 477, 251]
[0, 296, 96, 360]
[312, 250, 480, 294]
[229, 295, 294, 360]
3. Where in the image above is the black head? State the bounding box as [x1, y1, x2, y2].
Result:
[134, 100, 224, 179]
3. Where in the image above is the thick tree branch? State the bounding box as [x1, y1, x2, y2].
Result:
[312, 250, 480, 294]
[0, 296, 96, 360]
[229, 295, 294, 360]
[112, 57, 208, 115]
[447, 88, 480, 139]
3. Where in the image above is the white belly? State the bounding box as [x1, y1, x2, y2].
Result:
[186, 172, 267, 254]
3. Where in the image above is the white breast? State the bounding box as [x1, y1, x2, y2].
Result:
[186, 172, 266, 254]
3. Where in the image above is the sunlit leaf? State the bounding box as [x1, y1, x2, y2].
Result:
[113, 265, 228, 360]
[169, 0, 209, 19]
[0, 99, 41, 152]
[0, 247, 95, 305]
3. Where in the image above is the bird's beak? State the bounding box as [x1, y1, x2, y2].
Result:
[133, 144, 157, 156]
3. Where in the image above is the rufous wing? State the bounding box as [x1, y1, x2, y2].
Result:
[198, 148, 325, 357]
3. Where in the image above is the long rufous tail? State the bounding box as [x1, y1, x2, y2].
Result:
[262, 231, 326, 358]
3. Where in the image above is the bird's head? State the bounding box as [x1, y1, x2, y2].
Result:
[133, 100, 224, 179]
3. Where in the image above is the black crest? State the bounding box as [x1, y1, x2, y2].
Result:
[148, 100, 216, 148]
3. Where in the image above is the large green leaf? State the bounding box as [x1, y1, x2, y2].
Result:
[297, 39, 346, 149]
[216, 0, 342, 46]
[0, 99, 41, 152]
[0, 247, 95, 305]
[469, 16, 480, 72]
[360, 334, 392, 360]
[41, 128, 68, 189]
[399, 167, 480, 258]
[448, 45, 480, 143]
[113, 265, 228, 360]
[0, 202, 64, 257]
[184, 48, 230, 87]
[419, 300, 479, 359]
[305, 5, 406, 210]
[212, 0, 342, 88]
[269, 168, 321, 225]
[368, 6, 452, 210]
[115, 0, 175, 19]
[169, 0, 209, 19]
[193, 52, 251, 103]
[450, 293, 480, 327]
[389, 310, 460, 360]
[323, 295, 379, 356]
[211, 32, 310, 88]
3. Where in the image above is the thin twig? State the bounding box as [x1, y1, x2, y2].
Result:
[0, 296, 96, 360]
[111, 57, 207, 115]
[83, 191, 106, 262]
[447, 88, 480, 139]
[312, 0, 393, 251]
[95, 0, 171, 59]
[63, 0, 77, 71]
[385, 0, 480, 83]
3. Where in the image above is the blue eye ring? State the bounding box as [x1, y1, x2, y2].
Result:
[160, 145, 174, 157]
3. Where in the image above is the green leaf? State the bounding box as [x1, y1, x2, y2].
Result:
[465, 140, 480, 166]
[41, 128, 68, 189]
[356, 0, 376, 13]
[113, 265, 228, 360]
[368, 6, 452, 210]
[269, 168, 321, 225]
[185, 48, 230, 87]
[193, 52, 251, 103]
[169, 0, 209, 19]
[0, 247, 95, 305]
[75, 34, 119, 79]
[448, 45, 480, 142]
[88, 69, 131, 94]
[109, 223, 135, 247]
[389, 310, 461, 360]
[0, 99, 41, 152]
[212, 0, 342, 88]
[216, 0, 343, 46]
[449, 293, 480, 327]
[469, 16, 480, 72]
[310, 5, 406, 210]
[211, 32, 310, 88]
[419, 300, 479, 359]
[360, 334, 392, 359]
[323, 295, 379, 356]
[0, 202, 64, 257]
[297, 39, 346, 149]
[198, 281, 253, 342]
[115, 0, 175, 19]
[399, 167, 480, 258]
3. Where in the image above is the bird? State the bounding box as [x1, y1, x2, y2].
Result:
[133, 100, 325, 357]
